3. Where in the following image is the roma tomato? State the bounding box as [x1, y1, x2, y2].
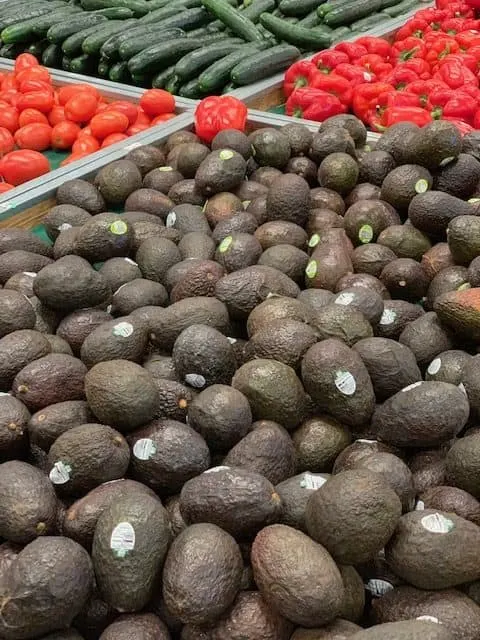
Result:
[48, 105, 66, 126]
[0, 108, 19, 134]
[15, 66, 51, 85]
[18, 79, 51, 94]
[0, 128, 15, 155]
[58, 84, 99, 106]
[1, 75, 17, 91]
[14, 53, 39, 74]
[0, 90, 19, 106]
[151, 113, 175, 125]
[105, 101, 137, 125]
[14, 123, 52, 152]
[19, 109, 49, 127]
[89, 111, 129, 139]
[72, 134, 100, 154]
[17, 91, 54, 114]
[51, 121, 81, 150]
[126, 123, 149, 136]
[64, 93, 98, 123]
[140, 89, 175, 117]
[0, 150, 49, 186]
[101, 133, 128, 148]
[134, 108, 151, 125]
[0, 182, 14, 193]
[60, 151, 90, 167]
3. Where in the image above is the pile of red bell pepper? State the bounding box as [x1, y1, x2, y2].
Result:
[283, 0, 480, 133]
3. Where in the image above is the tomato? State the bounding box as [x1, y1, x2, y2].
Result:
[51, 121, 81, 150]
[126, 123, 150, 136]
[60, 151, 90, 167]
[64, 93, 98, 123]
[48, 105, 66, 127]
[101, 132, 128, 148]
[78, 125, 93, 138]
[18, 79, 51, 94]
[0, 128, 15, 155]
[1, 75, 16, 91]
[14, 53, 39, 74]
[17, 91, 54, 114]
[89, 111, 129, 139]
[0, 182, 14, 193]
[95, 102, 110, 113]
[140, 89, 175, 117]
[58, 84, 99, 106]
[105, 101, 137, 125]
[14, 123, 52, 152]
[0, 150, 49, 186]
[0, 90, 19, 106]
[134, 108, 151, 125]
[151, 113, 176, 125]
[0, 108, 19, 134]
[72, 134, 100, 154]
[19, 108, 49, 127]
[15, 66, 51, 86]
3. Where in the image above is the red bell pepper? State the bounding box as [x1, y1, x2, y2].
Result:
[285, 88, 347, 121]
[416, 7, 450, 27]
[354, 36, 392, 59]
[334, 63, 375, 88]
[284, 60, 319, 97]
[455, 30, 480, 49]
[311, 50, 349, 74]
[377, 91, 423, 111]
[333, 41, 368, 61]
[428, 85, 457, 110]
[356, 54, 393, 77]
[383, 67, 420, 90]
[442, 95, 478, 123]
[434, 58, 478, 88]
[445, 117, 474, 134]
[407, 79, 447, 107]
[194, 96, 247, 143]
[435, 52, 479, 73]
[425, 36, 460, 66]
[392, 37, 427, 62]
[381, 106, 433, 128]
[311, 72, 353, 106]
[398, 58, 432, 80]
[441, 18, 471, 34]
[446, 2, 474, 18]
[395, 18, 430, 41]
[473, 108, 480, 129]
[352, 82, 394, 125]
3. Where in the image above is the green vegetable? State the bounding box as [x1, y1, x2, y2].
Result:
[62, 23, 102, 56]
[259, 12, 332, 49]
[231, 43, 300, 85]
[47, 14, 108, 43]
[350, 12, 385, 31]
[128, 37, 205, 74]
[108, 60, 131, 82]
[178, 77, 206, 98]
[152, 65, 177, 88]
[175, 39, 243, 80]
[279, 0, 326, 17]
[201, 0, 264, 41]
[198, 41, 265, 92]
[382, 0, 419, 16]
[118, 28, 185, 60]
[80, 0, 150, 16]
[69, 53, 96, 74]
[42, 43, 63, 66]
[323, 0, 382, 26]
[82, 19, 137, 55]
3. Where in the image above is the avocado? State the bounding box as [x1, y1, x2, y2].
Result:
[251, 524, 344, 627]
[195, 149, 247, 196]
[247, 295, 313, 336]
[27, 401, 91, 454]
[468, 256, 480, 286]
[166, 203, 211, 236]
[143, 354, 178, 382]
[135, 236, 181, 284]
[310, 187, 346, 215]
[249, 128, 291, 169]
[162, 523, 243, 624]
[42, 205, 91, 243]
[56, 179, 106, 214]
[275, 472, 330, 532]
[312, 303, 373, 346]
[298, 288, 335, 312]
[333, 287, 384, 325]
[111, 280, 167, 316]
[175, 143, 210, 179]
[33, 255, 112, 312]
[306, 209, 344, 240]
[375, 122, 420, 163]
[301, 338, 375, 429]
[408, 191, 476, 238]
[170, 260, 225, 302]
[223, 420, 296, 485]
[45, 334, 73, 357]
[125, 144, 165, 177]
[187, 384, 252, 451]
[93, 492, 170, 612]
[74, 214, 134, 263]
[286, 156, 318, 186]
[351, 244, 396, 277]
[0, 228, 52, 258]
[4, 271, 37, 298]
[232, 358, 308, 430]
[434, 288, 480, 342]
[385, 509, 480, 589]
[30, 296, 61, 334]
[410, 120, 462, 169]
[434, 153, 480, 199]
[281, 122, 313, 156]
[447, 215, 480, 265]
[203, 192, 242, 227]
[293, 415, 351, 473]
[333, 439, 401, 472]
[211, 129, 252, 160]
[291, 620, 362, 639]
[305, 469, 401, 564]
[426, 266, 469, 310]
[0, 250, 53, 285]
[381, 164, 433, 212]
[98, 257, 142, 294]
[309, 128, 356, 164]
[124, 188, 174, 219]
[410, 448, 447, 495]
[0, 536, 93, 639]
[266, 173, 310, 227]
[85, 360, 158, 432]
[358, 150, 396, 186]
[178, 231, 215, 260]
[305, 242, 353, 292]
[0, 289, 36, 337]
[128, 418, 210, 494]
[0, 395, 29, 460]
[99, 613, 170, 640]
[0, 329, 51, 391]
[446, 431, 480, 499]
[251, 166, 283, 187]
[377, 224, 432, 262]
[374, 299, 424, 339]
[53, 227, 81, 259]
[245, 317, 316, 369]
[94, 160, 142, 205]
[425, 349, 471, 385]
[169, 178, 206, 206]
[13, 353, 87, 411]
[143, 165, 183, 193]
[55, 309, 112, 357]
[380, 258, 429, 302]
[215, 232, 263, 272]
[320, 113, 367, 147]
[419, 486, 480, 527]
[345, 183, 382, 208]
[255, 220, 308, 250]
[212, 210, 258, 242]
[165, 130, 199, 154]
[351, 620, 453, 639]
[318, 153, 359, 195]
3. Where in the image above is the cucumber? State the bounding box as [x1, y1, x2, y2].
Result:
[0, 4, 66, 31]
[62, 55, 72, 70]
[165, 74, 182, 94]
[118, 27, 185, 60]
[26, 40, 49, 56]
[259, 13, 332, 49]
[198, 42, 265, 92]
[382, 0, 418, 16]
[62, 23, 101, 55]
[69, 53, 97, 74]
[82, 18, 137, 55]
[222, 81, 236, 93]
[323, 0, 382, 26]
[201, 0, 264, 41]
[137, 5, 179, 22]
[128, 37, 206, 74]
[178, 78, 205, 98]
[317, 0, 350, 16]
[231, 43, 300, 85]
[279, 0, 325, 17]
[130, 72, 151, 86]
[380, 0, 403, 7]
[241, 0, 275, 22]
[98, 58, 110, 76]
[141, 7, 212, 30]
[350, 12, 385, 31]
[32, 7, 83, 35]
[108, 60, 131, 82]
[175, 39, 243, 79]
[47, 14, 108, 42]
[298, 9, 321, 27]
[152, 65, 176, 88]
[0, 12, 79, 44]
[101, 22, 168, 60]
[329, 25, 350, 41]
[89, 6, 135, 16]
[0, 43, 24, 58]
[42, 42, 63, 66]
[80, 0, 150, 15]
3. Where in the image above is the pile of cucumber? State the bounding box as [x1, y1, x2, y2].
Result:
[0, 0, 421, 96]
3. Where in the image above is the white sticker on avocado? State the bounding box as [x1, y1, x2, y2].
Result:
[357, 439, 377, 444]
[107, 305, 112, 314]
[402, 381, 423, 392]
[112, 322, 133, 338]
[219, 236, 233, 253]
[379, 308, 396, 325]
[124, 258, 137, 266]
[365, 579, 394, 597]
[49, 461, 72, 485]
[57, 223, 72, 231]
[427, 358, 441, 375]
[439, 156, 455, 167]
[415, 500, 425, 511]
[300, 473, 327, 490]
[110, 522, 135, 557]
[204, 466, 230, 474]
[421, 513, 454, 534]
[110, 220, 128, 235]
[468, 197, 480, 203]
[358, 224, 373, 244]
[23, 272, 37, 277]
[334, 371, 356, 396]
[417, 616, 441, 624]
[159, 166, 173, 172]
[335, 292, 355, 306]
[458, 382, 467, 394]
[415, 179, 429, 194]
[219, 149, 234, 160]
[305, 260, 317, 279]
[308, 234, 320, 248]
[166, 211, 176, 228]
[185, 373, 206, 388]
[0, 392, 10, 396]
[227, 337, 237, 344]
[133, 438, 156, 461]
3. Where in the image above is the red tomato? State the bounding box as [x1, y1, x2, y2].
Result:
[126, 123, 150, 136]
[151, 113, 176, 125]
[18, 79, 51, 94]
[78, 125, 93, 137]
[101, 132, 128, 148]
[140, 89, 175, 117]
[0, 108, 19, 134]
[48, 105, 66, 126]
[60, 151, 90, 167]
[0, 90, 19, 106]
[72, 134, 100, 154]
[0, 182, 14, 193]
[64, 93, 98, 123]
[95, 102, 110, 113]
[17, 91, 54, 114]
[51, 121, 81, 150]
[0, 128, 15, 155]
[0, 150, 49, 186]
[58, 84, 99, 106]
[15, 66, 51, 85]
[19, 109, 49, 127]
[105, 101, 137, 125]
[134, 108, 151, 125]
[15, 123, 52, 152]
[89, 111, 129, 139]
[14, 53, 39, 74]
[1, 75, 16, 91]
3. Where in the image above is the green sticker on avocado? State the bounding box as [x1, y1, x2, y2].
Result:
[219, 149, 234, 160]
[158, 166, 173, 172]
[457, 282, 471, 291]
[358, 224, 373, 244]
[308, 234, 320, 248]
[415, 179, 429, 194]
[109, 220, 128, 235]
[305, 260, 317, 279]
[219, 236, 233, 253]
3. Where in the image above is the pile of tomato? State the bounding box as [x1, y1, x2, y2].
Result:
[0, 54, 176, 192]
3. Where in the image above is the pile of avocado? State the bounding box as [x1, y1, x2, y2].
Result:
[2, 116, 480, 640]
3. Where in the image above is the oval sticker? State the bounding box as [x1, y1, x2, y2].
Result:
[305, 260, 317, 279]
[109, 220, 128, 235]
[358, 224, 373, 244]
[415, 179, 429, 194]
[334, 371, 356, 396]
[133, 438, 156, 461]
[110, 522, 135, 558]
[219, 236, 233, 253]
[421, 513, 454, 534]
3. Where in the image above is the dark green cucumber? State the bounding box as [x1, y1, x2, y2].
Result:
[198, 42, 265, 92]
[380, 0, 403, 7]
[241, 0, 275, 22]
[98, 58, 110, 76]
[47, 14, 108, 42]
[101, 22, 168, 60]
[165, 74, 182, 94]
[298, 9, 321, 27]
[231, 43, 300, 85]
[279, 0, 325, 17]
[178, 78, 206, 98]
[26, 40, 49, 57]
[175, 39, 243, 80]
[323, 0, 382, 25]
[42, 43, 63, 66]
[89, 6, 135, 16]
[317, 0, 350, 16]
[350, 12, 385, 30]
[128, 37, 206, 74]
[259, 12, 332, 49]
[62, 23, 101, 55]
[32, 7, 83, 35]
[0, 11, 81, 44]
[137, 5, 180, 22]
[82, 18, 136, 54]
[382, 0, 418, 16]
[118, 27, 185, 60]
[222, 81, 236, 93]
[69, 53, 97, 74]
[0, 43, 24, 59]
[201, 0, 264, 41]
[80, 0, 150, 15]
[108, 60, 131, 82]
[62, 55, 72, 70]
[130, 72, 151, 86]
[152, 65, 176, 88]
[141, 8, 212, 30]
[329, 25, 351, 41]
[0, 4, 66, 31]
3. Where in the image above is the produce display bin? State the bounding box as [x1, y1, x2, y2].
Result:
[0, 109, 382, 231]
